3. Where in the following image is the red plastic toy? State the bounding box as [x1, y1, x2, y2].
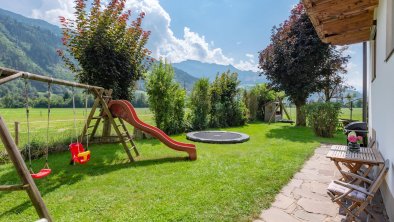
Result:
[69, 142, 91, 164]
[31, 169, 52, 179]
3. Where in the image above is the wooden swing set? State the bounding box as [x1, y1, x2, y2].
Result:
[0, 67, 140, 221]
[266, 97, 294, 124]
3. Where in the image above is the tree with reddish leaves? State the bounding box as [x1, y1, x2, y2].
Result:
[318, 46, 350, 102]
[259, 3, 348, 126]
[58, 0, 151, 100]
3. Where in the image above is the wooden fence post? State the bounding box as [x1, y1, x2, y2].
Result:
[14, 122, 19, 146]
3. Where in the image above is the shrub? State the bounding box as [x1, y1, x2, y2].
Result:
[146, 60, 186, 134]
[209, 71, 248, 127]
[304, 102, 341, 138]
[189, 78, 210, 130]
[170, 85, 186, 134]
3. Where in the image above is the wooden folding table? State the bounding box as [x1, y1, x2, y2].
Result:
[326, 145, 384, 181]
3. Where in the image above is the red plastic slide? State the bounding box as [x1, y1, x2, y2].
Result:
[108, 100, 197, 160]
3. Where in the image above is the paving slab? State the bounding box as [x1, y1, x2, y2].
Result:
[255, 144, 389, 222]
[294, 209, 327, 221]
[297, 198, 337, 216]
[272, 193, 295, 209]
[260, 207, 300, 222]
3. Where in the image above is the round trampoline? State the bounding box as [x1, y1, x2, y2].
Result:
[186, 131, 250, 144]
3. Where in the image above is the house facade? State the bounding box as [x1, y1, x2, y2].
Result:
[369, 1, 394, 220]
[303, 0, 394, 221]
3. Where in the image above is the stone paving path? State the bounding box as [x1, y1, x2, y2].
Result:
[255, 144, 389, 222]
[255, 144, 349, 222]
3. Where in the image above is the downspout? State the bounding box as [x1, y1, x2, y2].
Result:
[362, 42, 367, 123]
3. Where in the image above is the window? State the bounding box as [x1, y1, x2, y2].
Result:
[386, 0, 394, 61]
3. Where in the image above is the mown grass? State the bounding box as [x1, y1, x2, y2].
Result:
[0, 121, 345, 222]
[284, 107, 362, 122]
[0, 108, 153, 152]
[0, 107, 360, 153]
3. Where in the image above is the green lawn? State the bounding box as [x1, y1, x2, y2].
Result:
[284, 107, 362, 122]
[0, 121, 345, 221]
[0, 108, 154, 152]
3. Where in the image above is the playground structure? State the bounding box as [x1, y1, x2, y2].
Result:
[264, 98, 294, 124]
[0, 66, 197, 221]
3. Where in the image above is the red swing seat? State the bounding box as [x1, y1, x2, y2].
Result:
[31, 169, 52, 179]
[69, 142, 91, 164]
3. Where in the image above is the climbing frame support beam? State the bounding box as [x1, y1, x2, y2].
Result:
[0, 67, 103, 91]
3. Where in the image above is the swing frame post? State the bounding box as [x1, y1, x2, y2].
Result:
[0, 66, 136, 157]
[0, 117, 52, 221]
[0, 66, 140, 219]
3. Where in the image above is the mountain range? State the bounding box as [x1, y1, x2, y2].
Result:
[0, 8, 265, 93]
[172, 60, 266, 86]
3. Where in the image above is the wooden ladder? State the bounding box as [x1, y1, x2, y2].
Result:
[116, 117, 139, 157]
[80, 89, 139, 162]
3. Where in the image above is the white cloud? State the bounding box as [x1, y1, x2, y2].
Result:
[232, 53, 258, 72]
[124, 0, 234, 65]
[27, 0, 258, 72]
[234, 60, 259, 72]
[245, 53, 254, 59]
[31, 0, 74, 25]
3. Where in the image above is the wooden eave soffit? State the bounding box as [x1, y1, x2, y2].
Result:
[302, 0, 379, 45]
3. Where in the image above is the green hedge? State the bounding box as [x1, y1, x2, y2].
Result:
[304, 102, 341, 138]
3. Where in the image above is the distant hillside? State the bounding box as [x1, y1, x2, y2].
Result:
[172, 60, 267, 86]
[136, 66, 198, 92]
[0, 8, 72, 93]
[0, 8, 60, 34]
[0, 8, 197, 92]
[173, 67, 198, 90]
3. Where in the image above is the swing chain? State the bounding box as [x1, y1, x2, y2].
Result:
[24, 78, 33, 172]
[84, 91, 89, 150]
[45, 80, 52, 166]
[72, 84, 79, 145]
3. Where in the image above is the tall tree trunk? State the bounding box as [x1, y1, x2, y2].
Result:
[295, 100, 306, 126]
[324, 87, 330, 102]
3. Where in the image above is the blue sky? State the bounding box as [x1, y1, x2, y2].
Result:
[0, 0, 363, 90]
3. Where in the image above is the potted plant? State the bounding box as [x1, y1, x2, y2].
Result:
[347, 131, 363, 152]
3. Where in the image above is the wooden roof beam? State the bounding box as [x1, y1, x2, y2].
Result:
[318, 10, 374, 35]
[307, 0, 378, 18]
[324, 28, 371, 45]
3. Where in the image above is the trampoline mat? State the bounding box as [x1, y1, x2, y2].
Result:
[186, 131, 249, 144]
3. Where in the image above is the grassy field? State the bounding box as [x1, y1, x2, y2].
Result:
[0, 126, 345, 221]
[0, 108, 347, 221]
[0, 108, 153, 152]
[283, 107, 362, 122]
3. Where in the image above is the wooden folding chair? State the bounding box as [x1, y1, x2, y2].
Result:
[327, 160, 389, 222]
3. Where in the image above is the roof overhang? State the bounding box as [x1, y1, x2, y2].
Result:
[302, 0, 379, 45]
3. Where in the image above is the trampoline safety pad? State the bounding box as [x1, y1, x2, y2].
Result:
[186, 131, 250, 144]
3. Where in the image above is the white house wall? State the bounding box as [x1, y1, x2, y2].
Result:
[370, 0, 394, 220]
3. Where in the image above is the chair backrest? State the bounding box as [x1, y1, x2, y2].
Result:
[368, 129, 376, 148]
[368, 160, 390, 195]
[368, 138, 376, 149]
